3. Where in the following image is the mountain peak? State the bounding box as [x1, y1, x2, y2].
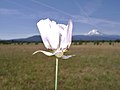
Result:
[87, 29, 103, 35]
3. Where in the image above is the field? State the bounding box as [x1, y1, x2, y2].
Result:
[0, 43, 120, 90]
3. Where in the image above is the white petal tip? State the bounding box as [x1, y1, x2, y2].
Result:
[62, 54, 75, 59]
[32, 50, 54, 56]
[32, 50, 42, 55]
[32, 52, 36, 55]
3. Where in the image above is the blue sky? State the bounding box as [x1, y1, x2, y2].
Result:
[0, 0, 120, 39]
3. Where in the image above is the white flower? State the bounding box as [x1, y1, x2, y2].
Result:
[32, 18, 75, 59]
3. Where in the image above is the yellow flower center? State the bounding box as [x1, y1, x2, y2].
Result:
[55, 51, 63, 58]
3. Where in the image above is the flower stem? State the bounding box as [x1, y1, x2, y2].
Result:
[55, 58, 58, 90]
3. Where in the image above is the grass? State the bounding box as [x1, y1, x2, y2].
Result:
[0, 43, 120, 90]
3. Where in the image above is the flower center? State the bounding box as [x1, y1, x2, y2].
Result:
[55, 51, 63, 58]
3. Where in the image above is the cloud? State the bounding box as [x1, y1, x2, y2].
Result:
[83, 0, 103, 15]
[0, 8, 20, 15]
[0, 8, 38, 20]
[70, 0, 120, 33]
[73, 0, 103, 16]
[72, 15, 120, 30]
[31, 0, 72, 17]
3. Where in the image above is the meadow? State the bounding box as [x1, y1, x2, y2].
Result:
[0, 43, 120, 90]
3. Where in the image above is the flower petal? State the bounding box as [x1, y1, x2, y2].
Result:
[32, 50, 54, 56]
[37, 18, 60, 50]
[61, 54, 75, 59]
[60, 19, 73, 50]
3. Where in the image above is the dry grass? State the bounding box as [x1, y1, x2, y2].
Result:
[0, 43, 120, 90]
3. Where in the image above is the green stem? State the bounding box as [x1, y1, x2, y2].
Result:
[55, 58, 59, 90]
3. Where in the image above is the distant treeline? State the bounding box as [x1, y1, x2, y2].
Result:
[0, 40, 41, 45]
[0, 40, 120, 45]
[72, 40, 120, 45]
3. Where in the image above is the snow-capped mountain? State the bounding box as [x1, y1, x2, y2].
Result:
[87, 29, 103, 35]
[3, 34, 120, 42]
[2, 29, 120, 41]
